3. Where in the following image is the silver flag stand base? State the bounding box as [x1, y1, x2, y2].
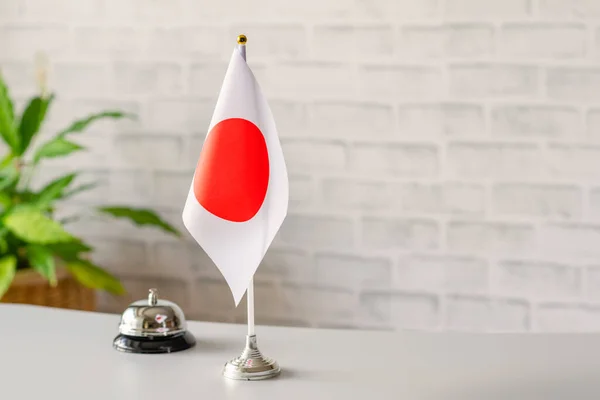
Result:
[222, 335, 281, 380]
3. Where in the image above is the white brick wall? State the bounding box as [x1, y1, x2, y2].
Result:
[4, 0, 600, 332]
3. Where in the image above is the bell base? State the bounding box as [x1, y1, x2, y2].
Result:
[113, 331, 196, 354]
[222, 335, 281, 381]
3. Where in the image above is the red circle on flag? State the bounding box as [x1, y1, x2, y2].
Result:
[193, 118, 269, 222]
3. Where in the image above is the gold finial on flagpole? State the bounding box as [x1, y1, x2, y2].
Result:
[237, 34, 247, 45]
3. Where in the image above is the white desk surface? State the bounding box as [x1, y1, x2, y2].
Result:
[1, 304, 600, 399]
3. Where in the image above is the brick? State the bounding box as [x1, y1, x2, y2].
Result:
[257, 248, 314, 284]
[113, 62, 182, 96]
[447, 142, 542, 179]
[228, 25, 307, 59]
[184, 243, 217, 278]
[490, 299, 530, 332]
[362, 217, 439, 250]
[306, 286, 358, 325]
[72, 27, 142, 58]
[584, 266, 600, 301]
[587, 109, 600, 141]
[269, 101, 307, 136]
[263, 62, 355, 99]
[90, 238, 147, 275]
[360, 291, 439, 330]
[500, 24, 586, 59]
[281, 139, 346, 173]
[445, 0, 530, 18]
[396, 255, 488, 294]
[493, 184, 581, 219]
[113, 135, 184, 170]
[102, 0, 137, 22]
[309, 102, 394, 137]
[397, 103, 484, 137]
[143, 27, 191, 57]
[358, 66, 443, 101]
[190, 0, 354, 20]
[391, 292, 439, 330]
[397, 25, 493, 59]
[358, 292, 392, 326]
[98, 277, 188, 314]
[350, 143, 438, 178]
[491, 106, 581, 139]
[53, 63, 110, 97]
[547, 68, 600, 102]
[445, 296, 529, 332]
[589, 189, 600, 219]
[449, 64, 539, 98]
[547, 145, 600, 178]
[136, 0, 189, 23]
[254, 283, 355, 326]
[107, 170, 154, 207]
[313, 26, 393, 60]
[189, 279, 238, 322]
[0, 62, 35, 97]
[154, 171, 190, 208]
[496, 261, 580, 300]
[540, 224, 600, 257]
[315, 253, 391, 290]
[184, 27, 229, 60]
[150, 242, 194, 278]
[0, 1, 20, 19]
[188, 63, 229, 99]
[64, 170, 110, 204]
[539, 0, 600, 18]
[535, 304, 600, 332]
[447, 222, 536, 256]
[349, 0, 439, 20]
[445, 296, 489, 331]
[0, 26, 69, 61]
[321, 178, 396, 211]
[401, 183, 485, 215]
[23, 0, 103, 20]
[278, 214, 354, 249]
[147, 99, 214, 133]
[289, 175, 312, 208]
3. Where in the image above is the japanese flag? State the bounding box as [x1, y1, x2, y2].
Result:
[182, 45, 289, 306]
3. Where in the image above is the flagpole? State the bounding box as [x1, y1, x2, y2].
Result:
[223, 35, 280, 380]
[236, 35, 255, 338]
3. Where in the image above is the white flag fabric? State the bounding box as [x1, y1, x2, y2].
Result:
[182, 46, 289, 305]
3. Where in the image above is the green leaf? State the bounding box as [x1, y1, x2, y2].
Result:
[33, 138, 83, 162]
[0, 165, 18, 192]
[0, 72, 18, 152]
[27, 244, 56, 286]
[66, 259, 124, 295]
[17, 94, 54, 155]
[62, 181, 99, 200]
[58, 215, 80, 225]
[58, 111, 134, 137]
[0, 255, 16, 299]
[3, 206, 74, 244]
[48, 241, 92, 262]
[0, 153, 14, 169]
[97, 206, 180, 236]
[35, 173, 76, 207]
[0, 227, 8, 253]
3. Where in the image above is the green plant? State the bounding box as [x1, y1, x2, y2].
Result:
[0, 68, 180, 299]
